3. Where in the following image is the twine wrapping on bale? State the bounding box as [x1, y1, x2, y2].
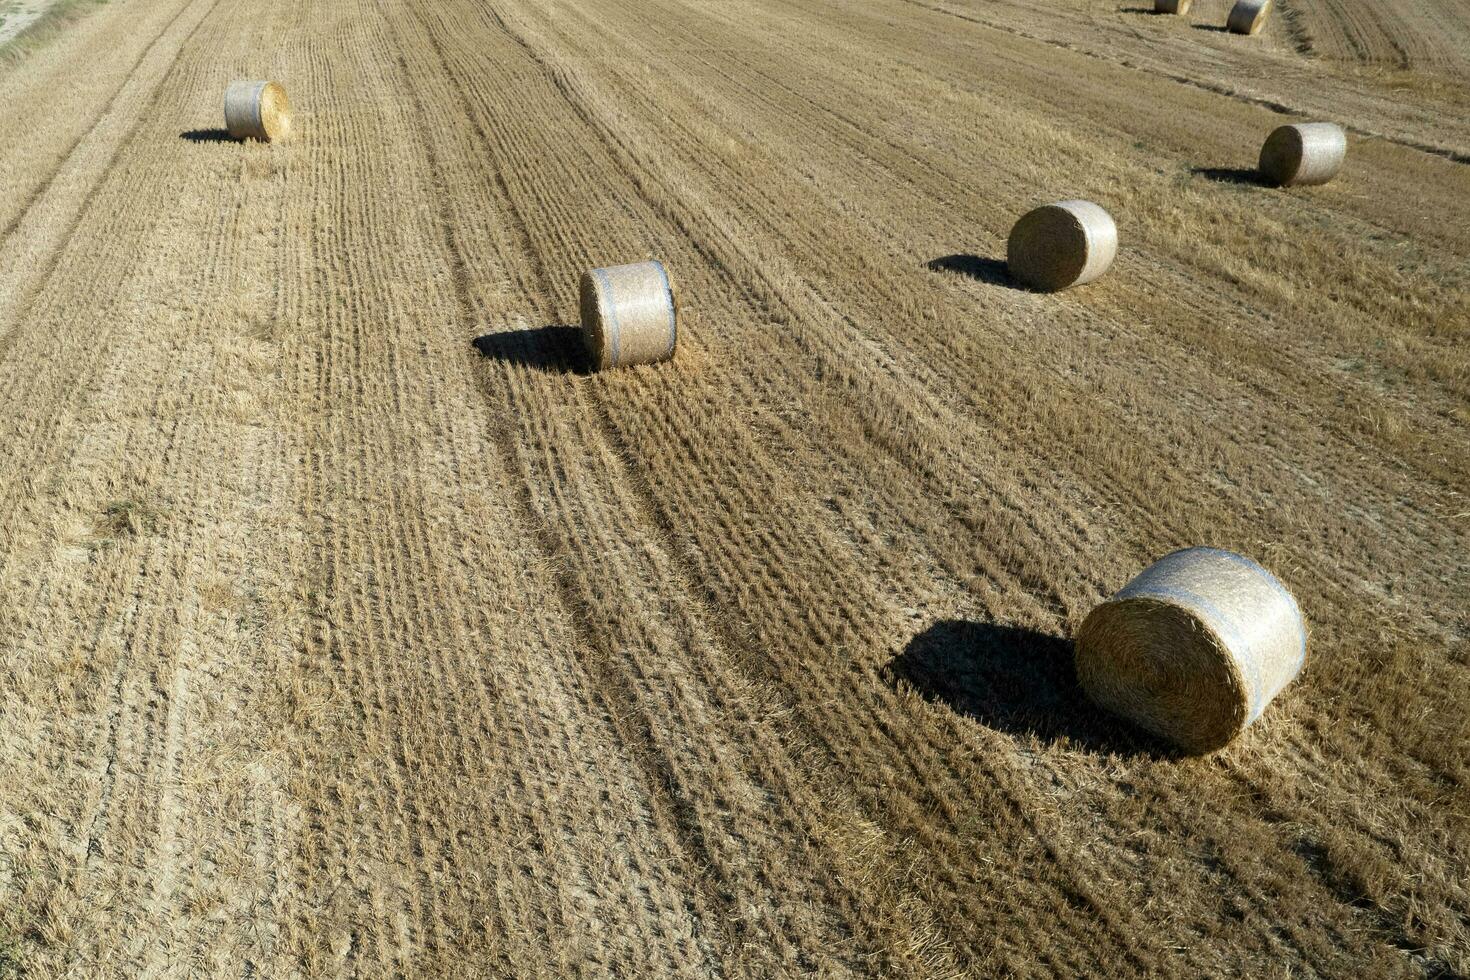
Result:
[1227, 0, 1272, 35]
[1006, 200, 1117, 292]
[224, 81, 291, 142]
[1075, 547, 1307, 754]
[1155, 0, 1191, 14]
[1258, 122, 1347, 187]
[579, 260, 677, 370]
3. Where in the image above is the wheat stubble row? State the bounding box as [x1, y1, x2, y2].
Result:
[412, 4, 1214, 976]
[466, 0, 1464, 972]
[1, 0, 721, 974]
[399, 0, 1458, 975]
[0, 0, 301, 973]
[898, 0, 1470, 160]
[0, 0, 1465, 976]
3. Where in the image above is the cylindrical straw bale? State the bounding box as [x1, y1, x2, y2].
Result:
[1258, 122, 1347, 186]
[224, 81, 291, 142]
[1227, 0, 1272, 35]
[1155, 0, 1191, 14]
[579, 260, 677, 370]
[1006, 200, 1117, 292]
[1075, 547, 1307, 754]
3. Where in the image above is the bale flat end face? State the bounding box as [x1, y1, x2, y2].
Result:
[257, 82, 292, 141]
[1006, 200, 1117, 292]
[1154, 0, 1192, 14]
[1077, 599, 1251, 754]
[1076, 547, 1307, 754]
[1227, 0, 1272, 34]
[579, 272, 613, 371]
[578, 261, 677, 371]
[1259, 123, 1346, 187]
[225, 80, 292, 142]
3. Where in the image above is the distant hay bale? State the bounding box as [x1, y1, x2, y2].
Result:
[1227, 0, 1272, 35]
[1258, 122, 1347, 186]
[1075, 547, 1307, 754]
[579, 260, 677, 370]
[224, 81, 291, 142]
[1155, 0, 1191, 14]
[1006, 200, 1117, 292]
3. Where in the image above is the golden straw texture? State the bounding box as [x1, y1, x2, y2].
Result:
[1227, 0, 1272, 35]
[1155, 0, 1192, 14]
[1075, 547, 1307, 754]
[224, 81, 291, 142]
[1258, 122, 1347, 186]
[1006, 200, 1117, 292]
[579, 260, 678, 370]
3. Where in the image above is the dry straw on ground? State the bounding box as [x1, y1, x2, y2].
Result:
[1227, 0, 1272, 35]
[1155, 0, 1191, 14]
[1075, 547, 1308, 754]
[579, 260, 678, 369]
[5, 0, 1469, 973]
[224, 80, 291, 142]
[1005, 200, 1117, 292]
[1258, 122, 1347, 186]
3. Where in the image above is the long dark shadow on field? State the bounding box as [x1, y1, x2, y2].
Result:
[473, 325, 588, 374]
[925, 254, 1026, 291]
[1193, 23, 1230, 32]
[1192, 166, 1271, 187]
[885, 619, 1172, 757]
[179, 128, 235, 144]
[1119, 6, 1165, 14]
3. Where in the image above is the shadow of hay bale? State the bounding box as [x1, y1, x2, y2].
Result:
[1193, 23, 1231, 32]
[472, 325, 589, 374]
[925, 254, 1027, 291]
[179, 128, 236, 144]
[1191, 166, 1271, 187]
[884, 619, 1174, 757]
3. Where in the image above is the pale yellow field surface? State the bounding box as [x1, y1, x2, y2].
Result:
[0, 0, 1465, 976]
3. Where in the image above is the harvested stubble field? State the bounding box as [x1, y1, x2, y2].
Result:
[0, 0, 1466, 976]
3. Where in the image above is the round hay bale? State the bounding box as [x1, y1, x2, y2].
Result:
[224, 81, 291, 142]
[579, 260, 677, 370]
[1258, 122, 1347, 187]
[1006, 200, 1117, 292]
[1075, 547, 1307, 754]
[1227, 0, 1272, 35]
[1155, 0, 1191, 14]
